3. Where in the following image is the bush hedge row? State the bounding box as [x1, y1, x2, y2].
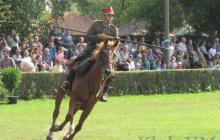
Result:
[17, 69, 220, 99]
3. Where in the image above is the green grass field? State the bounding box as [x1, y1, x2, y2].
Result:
[1, 92, 220, 140]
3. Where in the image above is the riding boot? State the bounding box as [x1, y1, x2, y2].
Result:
[100, 78, 112, 102]
[60, 70, 76, 91]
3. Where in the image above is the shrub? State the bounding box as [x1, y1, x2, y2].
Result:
[0, 77, 8, 101]
[16, 69, 220, 99]
[1, 68, 22, 93]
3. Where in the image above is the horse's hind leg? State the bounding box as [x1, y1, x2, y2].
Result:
[67, 99, 97, 140]
[47, 87, 65, 140]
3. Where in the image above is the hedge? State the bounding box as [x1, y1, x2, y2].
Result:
[17, 69, 220, 99]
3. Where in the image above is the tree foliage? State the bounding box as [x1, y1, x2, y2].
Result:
[73, 0, 185, 38]
[181, 0, 220, 35]
[0, 0, 49, 37]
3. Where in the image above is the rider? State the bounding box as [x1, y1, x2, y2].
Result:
[60, 6, 118, 102]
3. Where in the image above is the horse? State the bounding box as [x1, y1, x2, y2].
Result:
[47, 39, 119, 140]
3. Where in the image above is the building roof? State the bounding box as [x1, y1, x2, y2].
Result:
[53, 12, 93, 35]
[119, 20, 148, 36]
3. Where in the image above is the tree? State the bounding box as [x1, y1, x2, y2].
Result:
[0, 0, 49, 37]
[182, 0, 220, 35]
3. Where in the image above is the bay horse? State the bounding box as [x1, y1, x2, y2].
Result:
[47, 39, 119, 140]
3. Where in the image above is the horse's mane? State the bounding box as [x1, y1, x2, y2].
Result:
[75, 41, 109, 77]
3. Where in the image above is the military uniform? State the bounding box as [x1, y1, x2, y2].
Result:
[63, 20, 118, 90]
[61, 6, 118, 102]
[69, 20, 118, 69]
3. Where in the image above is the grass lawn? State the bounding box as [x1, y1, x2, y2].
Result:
[1, 92, 220, 140]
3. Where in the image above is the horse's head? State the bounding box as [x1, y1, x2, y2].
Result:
[95, 39, 119, 72]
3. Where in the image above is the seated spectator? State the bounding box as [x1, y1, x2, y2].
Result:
[19, 37, 29, 50]
[42, 48, 53, 70]
[127, 55, 135, 71]
[22, 49, 32, 62]
[32, 47, 42, 64]
[32, 35, 42, 50]
[0, 47, 16, 69]
[134, 53, 143, 70]
[53, 47, 67, 72]
[178, 37, 187, 55]
[155, 60, 162, 70]
[34, 55, 45, 71]
[176, 62, 183, 69]
[12, 49, 22, 68]
[182, 53, 189, 69]
[209, 41, 217, 60]
[199, 56, 208, 68]
[169, 56, 177, 69]
[120, 44, 129, 61]
[199, 41, 209, 60]
[161, 62, 167, 70]
[147, 49, 158, 67]
[208, 61, 215, 69]
[215, 60, 220, 68]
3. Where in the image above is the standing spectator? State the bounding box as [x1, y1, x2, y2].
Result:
[32, 35, 42, 50]
[178, 37, 187, 55]
[0, 47, 16, 69]
[7, 29, 20, 56]
[47, 39, 56, 61]
[61, 29, 73, 59]
[0, 34, 8, 60]
[75, 36, 87, 56]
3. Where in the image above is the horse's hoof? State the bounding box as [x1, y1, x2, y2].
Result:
[63, 135, 73, 140]
[46, 135, 53, 140]
[51, 124, 63, 132]
[63, 136, 69, 140]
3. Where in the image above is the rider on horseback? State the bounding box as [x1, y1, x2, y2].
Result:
[61, 6, 118, 102]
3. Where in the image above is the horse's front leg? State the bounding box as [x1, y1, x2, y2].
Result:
[52, 96, 76, 133]
[47, 87, 65, 140]
[67, 97, 97, 140]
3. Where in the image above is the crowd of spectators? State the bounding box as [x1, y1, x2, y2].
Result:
[0, 29, 220, 72]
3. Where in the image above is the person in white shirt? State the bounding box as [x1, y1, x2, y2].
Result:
[22, 49, 32, 62]
[178, 37, 187, 55]
[7, 29, 20, 56]
[12, 49, 22, 68]
[209, 42, 217, 60]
